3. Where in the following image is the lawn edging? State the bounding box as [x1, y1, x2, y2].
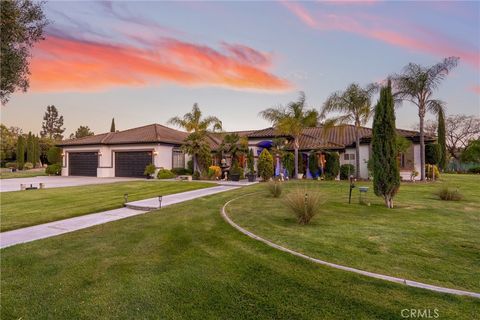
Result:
[221, 193, 480, 299]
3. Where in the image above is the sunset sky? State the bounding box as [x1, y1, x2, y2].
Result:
[2, 0, 479, 136]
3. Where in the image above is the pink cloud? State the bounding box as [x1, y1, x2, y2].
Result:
[29, 34, 293, 93]
[469, 85, 480, 94]
[282, 2, 479, 68]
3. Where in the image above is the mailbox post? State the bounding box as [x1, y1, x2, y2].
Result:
[158, 195, 163, 209]
[348, 175, 356, 204]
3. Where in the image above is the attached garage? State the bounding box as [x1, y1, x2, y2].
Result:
[115, 151, 153, 177]
[68, 152, 98, 176]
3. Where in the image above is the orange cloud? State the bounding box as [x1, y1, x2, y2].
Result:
[29, 35, 292, 92]
[469, 85, 480, 94]
[283, 2, 479, 68]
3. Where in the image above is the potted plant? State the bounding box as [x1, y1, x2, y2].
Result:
[246, 149, 256, 182]
[229, 159, 241, 181]
[144, 164, 156, 179]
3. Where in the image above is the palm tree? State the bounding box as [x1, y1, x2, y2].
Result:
[219, 133, 248, 163]
[260, 92, 318, 178]
[321, 83, 378, 179]
[168, 103, 222, 172]
[393, 57, 458, 181]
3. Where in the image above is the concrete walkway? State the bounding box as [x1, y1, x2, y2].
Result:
[1, 185, 238, 249]
[221, 193, 480, 299]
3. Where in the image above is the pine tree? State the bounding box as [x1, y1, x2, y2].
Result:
[16, 135, 25, 169]
[40, 105, 65, 139]
[257, 149, 273, 181]
[110, 118, 116, 132]
[26, 132, 34, 163]
[372, 81, 400, 208]
[437, 110, 447, 171]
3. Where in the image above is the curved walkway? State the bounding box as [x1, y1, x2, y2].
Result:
[221, 193, 480, 299]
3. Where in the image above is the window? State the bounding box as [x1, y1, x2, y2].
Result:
[344, 153, 355, 161]
[172, 148, 185, 168]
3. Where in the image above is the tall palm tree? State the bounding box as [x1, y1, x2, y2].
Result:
[321, 83, 378, 179]
[393, 57, 458, 181]
[168, 103, 222, 172]
[219, 133, 248, 162]
[260, 92, 318, 178]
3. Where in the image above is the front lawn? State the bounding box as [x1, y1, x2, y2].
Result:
[227, 174, 480, 292]
[1, 186, 478, 319]
[0, 181, 214, 232]
[0, 168, 47, 179]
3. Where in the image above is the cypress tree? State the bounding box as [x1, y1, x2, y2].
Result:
[26, 132, 34, 163]
[110, 118, 116, 132]
[437, 110, 447, 171]
[372, 81, 400, 208]
[16, 135, 25, 170]
[33, 135, 40, 167]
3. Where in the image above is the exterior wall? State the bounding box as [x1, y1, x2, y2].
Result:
[413, 144, 422, 181]
[339, 146, 369, 179]
[61, 143, 177, 177]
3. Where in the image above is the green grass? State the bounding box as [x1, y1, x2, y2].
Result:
[0, 168, 47, 179]
[0, 181, 214, 231]
[1, 186, 479, 319]
[227, 174, 480, 292]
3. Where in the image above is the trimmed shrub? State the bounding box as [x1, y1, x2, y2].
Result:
[267, 181, 282, 198]
[340, 164, 355, 180]
[309, 153, 319, 177]
[45, 164, 61, 175]
[257, 149, 274, 181]
[47, 146, 62, 165]
[157, 169, 175, 179]
[437, 186, 463, 201]
[192, 171, 201, 180]
[282, 152, 294, 178]
[324, 152, 340, 180]
[171, 167, 192, 176]
[284, 189, 323, 225]
[144, 164, 156, 176]
[247, 148, 255, 174]
[16, 135, 25, 170]
[187, 160, 194, 173]
[6, 162, 17, 169]
[425, 143, 441, 165]
[23, 162, 34, 170]
[467, 166, 480, 174]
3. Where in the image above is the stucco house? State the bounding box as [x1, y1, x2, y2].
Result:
[58, 123, 433, 180]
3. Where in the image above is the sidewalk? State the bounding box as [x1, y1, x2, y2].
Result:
[1, 185, 239, 249]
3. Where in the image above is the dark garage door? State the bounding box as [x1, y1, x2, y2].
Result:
[115, 151, 153, 177]
[69, 152, 98, 176]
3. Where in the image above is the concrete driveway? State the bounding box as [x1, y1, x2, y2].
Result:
[0, 176, 140, 192]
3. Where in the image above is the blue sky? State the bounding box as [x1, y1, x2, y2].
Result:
[2, 0, 479, 136]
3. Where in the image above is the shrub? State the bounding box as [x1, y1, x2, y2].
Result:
[309, 153, 319, 177]
[324, 152, 340, 180]
[208, 165, 221, 180]
[467, 166, 480, 174]
[157, 169, 175, 179]
[192, 171, 201, 180]
[267, 181, 282, 198]
[340, 164, 355, 180]
[45, 164, 61, 175]
[284, 189, 323, 225]
[257, 149, 274, 181]
[247, 148, 255, 174]
[425, 143, 441, 165]
[171, 167, 191, 175]
[426, 164, 440, 180]
[282, 152, 294, 178]
[47, 146, 62, 164]
[144, 164, 156, 176]
[187, 160, 194, 173]
[23, 162, 34, 170]
[5, 162, 17, 169]
[437, 186, 463, 201]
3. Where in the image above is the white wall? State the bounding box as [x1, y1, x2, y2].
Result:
[61, 144, 176, 177]
[413, 144, 422, 181]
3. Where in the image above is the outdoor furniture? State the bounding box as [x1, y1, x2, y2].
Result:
[177, 175, 192, 181]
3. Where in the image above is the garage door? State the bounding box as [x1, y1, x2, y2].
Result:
[69, 152, 98, 176]
[115, 151, 153, 177]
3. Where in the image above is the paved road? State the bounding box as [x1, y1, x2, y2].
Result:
[0, 176, 140, 192]
[1, 185, 239, 248]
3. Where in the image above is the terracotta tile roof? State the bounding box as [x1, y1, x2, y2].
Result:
[58, 124, 188, 146]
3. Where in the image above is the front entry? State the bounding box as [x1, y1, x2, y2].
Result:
[115, 151, 153, 177]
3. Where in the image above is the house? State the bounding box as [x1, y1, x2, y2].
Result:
[58, 123, 434, 180]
